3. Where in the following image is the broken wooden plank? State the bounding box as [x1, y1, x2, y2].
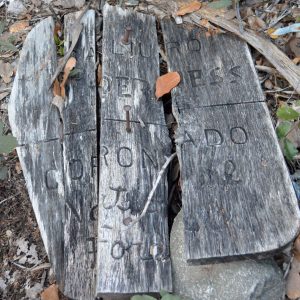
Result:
[7, 17, 65, 282]
[63, 10, 97, 134]
[61, 10, 98, 300]
[8, 17, 60, 145]
[17, 140, 64, 281]
[63, 131, 97, 299]
[161, 20, 300, 262]
[96, 4, 172, 295]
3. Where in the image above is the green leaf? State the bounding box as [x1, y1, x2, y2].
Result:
[161, 294, 181, 300]
[0, 121, 17, 154]
[277, 106, 300, 121]
[0, 40, 18, 53]
[160, 290, 169, 297]
[276, 122, 292, 139]
[283, 138, 298, 161]
[208, 0, 232, 9]
[131, 296, 157, 300]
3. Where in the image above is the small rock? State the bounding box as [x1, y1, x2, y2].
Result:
[7, 0, 27, 15]
[170, 211, 285, 300]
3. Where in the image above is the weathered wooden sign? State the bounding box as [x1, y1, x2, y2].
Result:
[8, 10, 98, 300]
[161, 20, 300, 262]
[96, 5, 172, 295]
[8, 4, 300, 299]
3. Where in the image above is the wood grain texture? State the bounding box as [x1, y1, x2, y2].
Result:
[96, 4, 172, 295]
[186, 11, 300, 94]
[62, 11, 98, 300]
[8, 17, 60, 145]
[63, 10, 96, 134]
[62, 131, 97, 299]
[17, 141, 64, 281]
[161, 20, 300, 262]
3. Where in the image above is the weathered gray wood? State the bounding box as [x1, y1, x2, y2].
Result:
[62, 10, 97, 300]
[8, 17, 64, 282]
[96, 4, 172, 295]
[63, 10, 96, 134]
[8, 12, 98, 299]
[8, 17, 60, 145]
[161, 20, 300, 262]
[17, 141, 64, 281]
[63, 131, 97, 299]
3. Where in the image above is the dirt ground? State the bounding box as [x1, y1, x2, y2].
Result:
[1, 0, 300, 299]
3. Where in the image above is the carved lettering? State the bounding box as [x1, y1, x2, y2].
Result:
[90, 204, 98, 221]
[166, 41, 180, 53]
[102, 75, 112, 94]
[117, 147, 133, 167]
[69, 159, 83, 180]
[209, 67, 223, 85]
[187, 39, 201, 51]
[101, 146, 109, 167]
[45, 169, 58, 190]
[182, 130, 196, 146]
[103, 186, 127, 209]
[116, 76, 131, 97]
[230, 127, 248, 144]
[111, 241, 126, 259]
[66, 190, 83, 222]
[205, 129, 223, 146]
[138, 42, 151, 58]
[229, 66, 242, 83]
[142, 148, 158, 169]
[224, 160, 240, 184]
[188, 70, 205, 87]
[87, 237, 97, 269]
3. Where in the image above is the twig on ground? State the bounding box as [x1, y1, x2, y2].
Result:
[123, 152, 177, 230]
[0, 193, 20, 206]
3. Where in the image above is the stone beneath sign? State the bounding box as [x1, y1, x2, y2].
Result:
[170, 211, 285, 300]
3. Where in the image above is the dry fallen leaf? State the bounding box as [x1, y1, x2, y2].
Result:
[9, 21, 30, 33]
[60, 57, 76, 98]
[53, 79, 61, 97]
[177, 1, 201, 16]
[40, 284, 59, 300]
[15, 161, 22, 174]
[0, 61, 14, 83]
[289, 38, 300, 57]
[247, 16, 265, 31]
[155, 72, 181, 99]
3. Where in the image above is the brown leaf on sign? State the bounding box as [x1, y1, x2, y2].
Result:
[177, 1, 201, 16]
[60, 57, 76, 98]
[9, 21, 30, 33]
[40, 284, 59, 300]
[53, 79, 61, 97]
[155, 72, 181, 99]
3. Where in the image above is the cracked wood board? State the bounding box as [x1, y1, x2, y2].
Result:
[8, 11, 98, 300]
[161, 20, 300, 262]
[96, 4, 172, 295]
[8, 17, 65, 282]
[62, 10, 97, 300]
